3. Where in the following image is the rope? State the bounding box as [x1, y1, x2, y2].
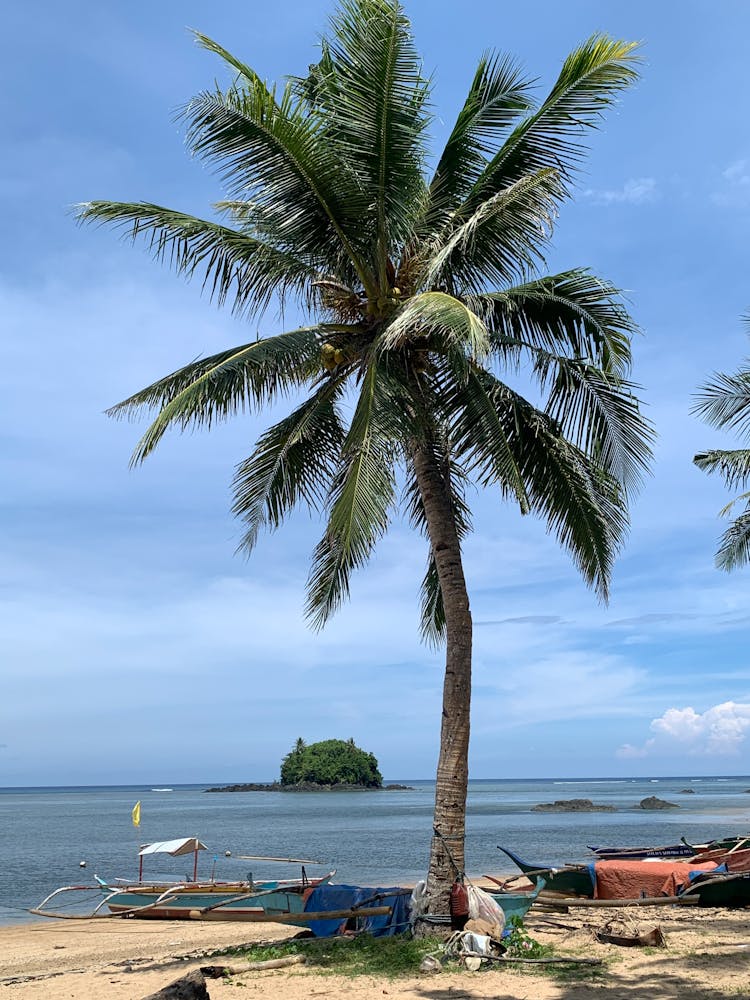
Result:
[433, 826, 465, 879]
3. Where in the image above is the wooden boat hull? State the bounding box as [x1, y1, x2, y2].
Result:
[106, 887, 308, 920]
[588, 843, 694, 861]
[681, 871, 750, 907]
[497, 846, 593, 897]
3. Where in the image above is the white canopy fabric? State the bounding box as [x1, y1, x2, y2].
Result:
[139, 838, 208, 857]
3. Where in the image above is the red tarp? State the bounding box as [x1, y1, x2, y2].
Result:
[594, 860, 718, 899]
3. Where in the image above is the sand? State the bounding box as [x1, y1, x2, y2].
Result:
[1, 905, 749, 1000]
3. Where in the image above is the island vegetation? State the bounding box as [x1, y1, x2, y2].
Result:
[205, 738, 400, 792]
[281, 737, 382, 787]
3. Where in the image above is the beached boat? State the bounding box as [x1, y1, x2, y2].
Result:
[31, 837, 335, 920]
[496, 845, 593, 897]
[587, 841, 695, 861]
[589, 835, 750, 863]
[680, 870, 750, 907]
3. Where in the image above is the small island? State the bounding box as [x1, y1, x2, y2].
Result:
[205, 738, 413, 792]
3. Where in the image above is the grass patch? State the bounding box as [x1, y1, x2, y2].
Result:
[227, 933, 444, 978]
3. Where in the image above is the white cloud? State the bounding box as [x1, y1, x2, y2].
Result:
[582, 177, 657, 206]
[712, 159, 750, 207]
[617, 701, 750, 758]
[723, 160, 750, 186]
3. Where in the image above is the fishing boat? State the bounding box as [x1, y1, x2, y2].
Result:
[496, 845, 594, 897]
[31, 837, 336, 920]
[680, 870, 750, 907]
[589, 834, 750, 862]
[587, 841, 695, 861]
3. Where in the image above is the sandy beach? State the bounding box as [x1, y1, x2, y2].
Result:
[2, 904, 749, 1000]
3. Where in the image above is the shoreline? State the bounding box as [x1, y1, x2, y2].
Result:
[2, 904, 749, 999]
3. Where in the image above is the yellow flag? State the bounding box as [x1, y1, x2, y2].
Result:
[131, 801, 141, 827]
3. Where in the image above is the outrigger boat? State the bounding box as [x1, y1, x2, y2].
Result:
[31, 837, 336, 920]
[588, 835, 750, 862]
[498, 843, 750, 908]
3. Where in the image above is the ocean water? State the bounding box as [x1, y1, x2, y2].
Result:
[2, 776, 749, 925]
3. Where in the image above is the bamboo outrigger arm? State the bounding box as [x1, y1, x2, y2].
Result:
[29, 884, 182, 920]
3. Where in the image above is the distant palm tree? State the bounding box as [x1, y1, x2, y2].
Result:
[694, 322, 750, 569]
[79, 0, 652, 913]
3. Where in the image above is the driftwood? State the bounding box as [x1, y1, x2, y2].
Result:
[141, 970, 210, 1000]
[202, 954, 306, 978]
[544, 895, 699, 909]
[467, 953, 602, 966]
[596, 925, 666, 947]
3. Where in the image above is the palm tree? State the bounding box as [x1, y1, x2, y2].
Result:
[78, 0, 652, 913]
[694, 322, 750, 569]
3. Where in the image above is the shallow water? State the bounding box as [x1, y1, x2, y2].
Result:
[2, 775, 748, 924]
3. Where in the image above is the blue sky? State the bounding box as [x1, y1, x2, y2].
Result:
[3, 0, 750, 785]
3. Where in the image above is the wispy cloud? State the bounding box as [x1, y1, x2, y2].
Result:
[617, 701, 750, 758]
[582, 177, 657, 206]
[712, 158, 750, 207]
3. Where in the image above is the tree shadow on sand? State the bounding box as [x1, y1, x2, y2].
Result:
[412, 911, 750, 1000]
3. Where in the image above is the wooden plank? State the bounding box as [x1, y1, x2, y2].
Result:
[188, 905, 392, 923]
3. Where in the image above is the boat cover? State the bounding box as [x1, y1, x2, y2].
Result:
[139, 838, 208, 857]
[302, 884, 411, 937]
[591, 859, 718, 899]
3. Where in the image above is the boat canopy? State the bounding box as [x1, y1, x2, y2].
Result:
[139, 838, 208, 857]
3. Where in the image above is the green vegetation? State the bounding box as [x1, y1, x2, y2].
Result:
[220, 924, 603, 983]
[694, 319, 750, 569]
[80, 0, 652, 907]
[225, 934, 441, 978]
[503, 915, 552, 958]
[280, 737, 382, 787]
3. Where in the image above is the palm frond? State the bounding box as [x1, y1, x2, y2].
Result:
[305, 356, 403, 627]
[448, 369, 531, 512]
[420, 52, 533, 234]
[107, 326, 343, 464]
[535, 353, 653, 496]
[715, 509, 750, 571]
[474, 269, 636, 375]
[692, 366, 750, 436]
[321, 0, 431, 271]
[452, 370, 627, 599]
[694, 447, 750, 491]
[232, 379, 346, 552]
[182, 81, 375, 289]
[422, 168, 561, 293]
[76, 201, 316, 316]
[458, 35, 640, 221]
[418, 558, 446, 648]
[383, 291, 489, 360]
[192, 32, 272, 91]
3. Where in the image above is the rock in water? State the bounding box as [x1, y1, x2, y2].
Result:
[639, 796, 679, 810]
[531, 798, 616, 813]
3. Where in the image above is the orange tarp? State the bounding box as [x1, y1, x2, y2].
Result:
[594, 860, 718, 899]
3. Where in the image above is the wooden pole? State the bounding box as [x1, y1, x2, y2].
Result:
[544, 895, 699, 909]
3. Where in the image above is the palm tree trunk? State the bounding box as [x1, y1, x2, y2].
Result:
[411, 441, 472, 918]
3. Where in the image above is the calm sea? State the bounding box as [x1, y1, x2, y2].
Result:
[2, 776, 749, 925]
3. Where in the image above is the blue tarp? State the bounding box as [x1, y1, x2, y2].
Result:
[302, 884, 411, 938]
